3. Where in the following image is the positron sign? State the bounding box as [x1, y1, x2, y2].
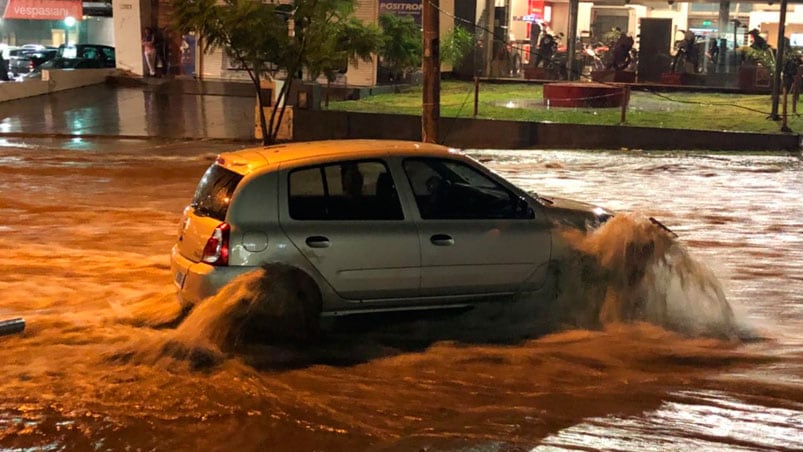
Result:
[379, 0, 422, 25]
[3, 0, 82, 20]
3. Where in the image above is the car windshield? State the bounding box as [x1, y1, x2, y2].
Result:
[191, 164, 243, 220]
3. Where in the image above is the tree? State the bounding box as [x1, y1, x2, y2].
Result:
[440, 24, 475, 70]
[377, 14, 422, 83]
[174, 0, 381, 145]
[305, 11, 381, 105]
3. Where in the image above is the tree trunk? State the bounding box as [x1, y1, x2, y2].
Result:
[253, 72, 271, 146]
[269, 76, 295, 143]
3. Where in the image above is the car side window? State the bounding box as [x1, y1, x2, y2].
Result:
[289, 160, 403, 221]
[403, 158, 533, 220]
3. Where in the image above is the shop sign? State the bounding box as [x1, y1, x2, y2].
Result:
[379, 0, 422, 25]
[529, 0, 545, 21]
[513, 14, 540, 23]
[3, 0, 83, 20]
[514, 1, 546, 23]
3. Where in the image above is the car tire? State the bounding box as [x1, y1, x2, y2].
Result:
[237, 263, 323, 345]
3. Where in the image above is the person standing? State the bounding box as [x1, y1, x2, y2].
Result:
[529, 22, 541, 67]
[0, 52, 9, 81]
[610, 32, 634, 70]
[782, 38, 801, 94]
[748, 29, 769, 51]
[142, 27, 157, 77]
[680, 30, 699, 73]
[534, 30, 555, 68]
[154, 28, 168, 76]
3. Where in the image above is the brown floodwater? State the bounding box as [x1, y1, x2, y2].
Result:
[0, 138, 800, 451]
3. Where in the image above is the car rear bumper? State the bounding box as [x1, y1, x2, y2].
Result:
[170, 245, 251, 307]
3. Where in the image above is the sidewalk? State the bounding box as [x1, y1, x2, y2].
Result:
[0, 81, 256, 141]
[0, 78, 800, 151]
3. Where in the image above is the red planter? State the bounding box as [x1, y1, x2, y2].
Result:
[543, 82, 626, 108]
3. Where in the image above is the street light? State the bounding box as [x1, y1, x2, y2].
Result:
[64, 16, 76, 45]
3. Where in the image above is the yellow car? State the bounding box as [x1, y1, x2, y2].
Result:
[171, 139, 613, 334]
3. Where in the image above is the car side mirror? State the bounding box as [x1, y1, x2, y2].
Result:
[514, 196, 535, 219]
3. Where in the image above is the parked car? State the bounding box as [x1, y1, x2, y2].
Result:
[1, 46, 24, 60]
[9, 48, 57, 78]
[171, 140, 631, 337]
[57, 43, 115, 67]
[1, 46, 22, 80]
[22, 44, 115, 80]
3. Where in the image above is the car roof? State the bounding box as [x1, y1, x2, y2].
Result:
[17, 49, 55, 57]
[215, 139, 461, 175]
[60, 44, 114, 49]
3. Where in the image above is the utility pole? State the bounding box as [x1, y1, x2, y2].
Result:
[718, 1, 729, 73]
[422, 0, 440, 143]
[484, 0, 494, 77]
[566, 0, 579, 81]
[770, 0, 789, 121]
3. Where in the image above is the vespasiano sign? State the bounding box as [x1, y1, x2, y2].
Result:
[3, 0, 82, 20]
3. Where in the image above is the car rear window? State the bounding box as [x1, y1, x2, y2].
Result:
[288, 160, 403, 221]
[191, 164, 243, 220]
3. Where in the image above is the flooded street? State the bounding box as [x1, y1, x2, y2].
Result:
[0, 138, 801, 451]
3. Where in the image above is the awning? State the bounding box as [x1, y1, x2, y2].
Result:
[3, 0, 82, 20]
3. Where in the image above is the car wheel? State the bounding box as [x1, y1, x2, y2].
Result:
[237, 263, 323, 345]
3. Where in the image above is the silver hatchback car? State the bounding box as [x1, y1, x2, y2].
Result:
[171, 140, 612, 325]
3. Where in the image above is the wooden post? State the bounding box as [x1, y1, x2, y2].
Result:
[794, 70, 801, 114]
[473, 76, 479, 117]
[620, 85, 630, 124]
[782, 86, 792, 132]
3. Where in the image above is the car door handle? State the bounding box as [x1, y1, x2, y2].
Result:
[305, 236, 331, 248]
[430, 234, 454, 246]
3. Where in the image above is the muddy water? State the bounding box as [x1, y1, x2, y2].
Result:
[0, 139, 801, 451]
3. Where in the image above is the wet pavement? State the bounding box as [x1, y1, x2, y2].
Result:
[0, 83, 256, 140]
[1, 81, 801, 152]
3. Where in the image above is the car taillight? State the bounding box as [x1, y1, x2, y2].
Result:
[201, 223, 230, 266]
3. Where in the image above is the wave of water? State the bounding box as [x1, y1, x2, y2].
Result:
[109, 212, 752, 376]
[555, 212, 750, 340]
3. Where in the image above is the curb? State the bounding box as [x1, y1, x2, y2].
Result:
[0, 132, 259, 143]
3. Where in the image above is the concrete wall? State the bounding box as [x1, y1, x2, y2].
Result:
[292, 109, 800, 151]
[0, 69, 115, 103]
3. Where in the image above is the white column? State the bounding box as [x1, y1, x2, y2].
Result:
[112, 0, 151, 76]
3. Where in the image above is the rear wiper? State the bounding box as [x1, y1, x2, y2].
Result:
[531, 192, 553, 205]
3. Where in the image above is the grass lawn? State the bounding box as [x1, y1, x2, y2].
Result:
[326, 80, 803, 134]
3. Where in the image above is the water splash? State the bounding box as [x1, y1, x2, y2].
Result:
[555, 213, 748, 340]
[110, 213, 750, 371]
[177, 264, 321, 348]
[110, 264, 322, 369]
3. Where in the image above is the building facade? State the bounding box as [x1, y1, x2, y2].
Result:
[0, 0, 113, 48]
[1, 0, 800, 85]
